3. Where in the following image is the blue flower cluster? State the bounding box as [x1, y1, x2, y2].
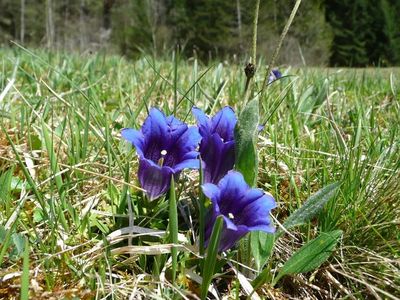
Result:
[122, 107, 276, 251]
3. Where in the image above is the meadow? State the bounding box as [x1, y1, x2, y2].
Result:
[0, 48, 399, 299]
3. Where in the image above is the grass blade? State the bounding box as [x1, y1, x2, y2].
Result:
[21, 237, 30, 300]
[198, 158, 206, 257]
[201, 215, 223, 300]
[168, 177, 178, 284]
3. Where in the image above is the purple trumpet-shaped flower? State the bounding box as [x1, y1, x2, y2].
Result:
[202, 171, 276, 252]
[268, 69, 282, 84]
[192, 106, 237, 184]
[121, 108, 201, 200]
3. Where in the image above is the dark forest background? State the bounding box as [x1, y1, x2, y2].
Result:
[1, 0, 399, 66]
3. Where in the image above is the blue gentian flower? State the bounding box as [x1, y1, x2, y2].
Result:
[202, 171, 276, 252]
[121, 108, 201, 200]
[268, 69, 282, 84]
[192, 106, 237, 184]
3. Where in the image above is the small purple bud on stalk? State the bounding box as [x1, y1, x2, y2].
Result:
[268, 69, 282, 84]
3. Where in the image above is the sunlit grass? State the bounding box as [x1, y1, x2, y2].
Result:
[0, 48, 399, 299]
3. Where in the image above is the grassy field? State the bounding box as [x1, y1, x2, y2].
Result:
[0, 48, 399, 299]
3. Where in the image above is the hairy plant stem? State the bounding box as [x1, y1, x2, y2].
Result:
[251, 0, 260, 65]
[260, 0, 302, 99]
[243, 0, 260, 104]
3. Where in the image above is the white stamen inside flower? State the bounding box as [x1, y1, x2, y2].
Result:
[228, 213, 234, 219]
[158, 150, 167, 166]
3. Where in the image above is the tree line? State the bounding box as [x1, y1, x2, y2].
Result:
[1, 0, 399, 66]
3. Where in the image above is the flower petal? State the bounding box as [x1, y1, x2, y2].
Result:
[200, 134, 235, 184]
[247, 223, 275, 233]
[141, 108, 170, 162]
[173, 158, 200, 172]
[138, 158, 174, 200]
[236, 188, 275, 212]
[210, 106, 237, 141]
[192, 107, 211, 137]
[175, 126, 202, 155]
[217, 171, 249, 211]
[142, 108, 168, 139]
[204, 171, 276, 252]
[235, 194, 276, 232]
[121, 128, 145, 157]
[222, 215, 238, 231]
[202, 183, 220, 201]
[166, 115, 187, 144]
[181, 150, 200, 161]
[218, 225, 249, 252]
[272, 69, 282, 78]
[268, 69, 282, 84]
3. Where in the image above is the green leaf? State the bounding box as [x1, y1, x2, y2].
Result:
[42, 120, 64, 193]
[234, 98, 259, 187]
[281, 182, 340, 232]
[250, 232, 275, 270]
[0, 169, 13, 202]
[33, 208, 44, 223]
[273, 230, 342, 285]
[168, 177, 178, 283]
[12, 233, 25, 258]
[11, 177, 24, 191]
[201, 216, 223, 300]
[198, 158, 206, 257]
[252, 266, 273, 290]
[29, 134, 42, 151]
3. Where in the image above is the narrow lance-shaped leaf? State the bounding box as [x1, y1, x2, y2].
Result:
[0, 169, 13, 204]
[168, 177, 178, 283]
[281, 182, 340, 232]
[250, 231, 275, 270]
[201, 216, 223, 300]
[273, 230, 342, 285]
[21, 237, 30, 300]
[198, 158, 206, 257]
[234, 98, 259, 187]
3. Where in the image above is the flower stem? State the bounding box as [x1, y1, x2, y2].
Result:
[251, 0, 260, 65]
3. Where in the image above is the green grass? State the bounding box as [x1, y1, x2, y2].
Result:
[0, 48, 399, 299]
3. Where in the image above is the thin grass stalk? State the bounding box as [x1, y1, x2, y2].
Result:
[1, 125, 49, 220]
